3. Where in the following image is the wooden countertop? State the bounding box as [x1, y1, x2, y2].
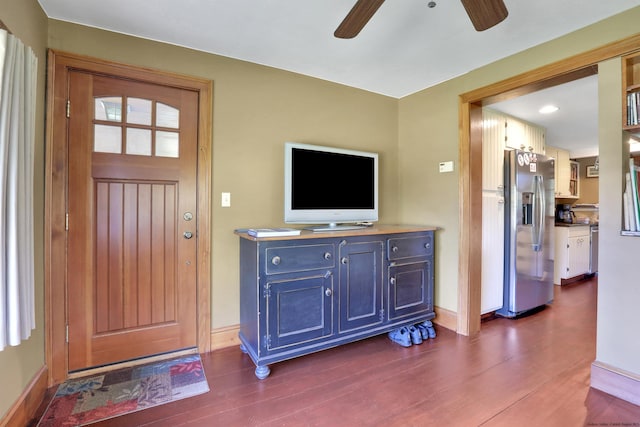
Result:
[235, 224, 438, 241]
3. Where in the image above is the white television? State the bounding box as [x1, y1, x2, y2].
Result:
[284, 142, 378, 231]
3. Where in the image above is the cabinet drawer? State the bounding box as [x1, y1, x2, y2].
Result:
[387, 234, 433, 260]
[265, 244, 335, 274]
[567, 226, 590, 237]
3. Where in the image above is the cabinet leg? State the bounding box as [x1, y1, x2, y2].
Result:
[255, 365, 271, 380]
[239, 343, 248, 354]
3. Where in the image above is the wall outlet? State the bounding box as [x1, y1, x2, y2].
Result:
[221, 192, 231, 207]
[439, 161, 454, 173]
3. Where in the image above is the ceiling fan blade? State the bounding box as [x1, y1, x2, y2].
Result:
[460, 0, 508, 31]
[334, 0, 385, 39]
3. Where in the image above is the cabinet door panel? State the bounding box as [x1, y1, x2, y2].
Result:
[339, 241, 383, 332]
[567, 236, 590, 277]
[266, 275, 332, 350]
[388, 261, 433, 320]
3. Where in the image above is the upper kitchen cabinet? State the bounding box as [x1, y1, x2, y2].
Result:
[504, 115, 546, 154]
[547, 145, 579, 198]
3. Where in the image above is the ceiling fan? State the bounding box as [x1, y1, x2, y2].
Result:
[334, 0, 509, 39]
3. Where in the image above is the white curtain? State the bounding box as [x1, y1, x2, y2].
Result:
[0, 29, 37, 351]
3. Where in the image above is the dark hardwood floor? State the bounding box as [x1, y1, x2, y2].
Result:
[33, 276, 640, 426]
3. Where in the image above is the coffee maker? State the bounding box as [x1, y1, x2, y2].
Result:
[556, 203, 575, 224]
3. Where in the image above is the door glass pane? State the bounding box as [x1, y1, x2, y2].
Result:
[126, 128, 152, 156]
[95, 97, 122, 122]
[156, 103, 179, 129]
[156, 131, 179, 158]
[127, 98, 152, 126]
[94, 124, 122, 153]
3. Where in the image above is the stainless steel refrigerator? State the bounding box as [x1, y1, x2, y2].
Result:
[497, 149, 555, 318]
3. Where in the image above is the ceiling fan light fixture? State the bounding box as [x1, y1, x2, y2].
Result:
[539, 105, 559, 114]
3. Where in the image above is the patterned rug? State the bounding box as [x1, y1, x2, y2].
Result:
[38, 354, 209, 426]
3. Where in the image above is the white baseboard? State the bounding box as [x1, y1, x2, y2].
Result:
[591, 361, 640, 406]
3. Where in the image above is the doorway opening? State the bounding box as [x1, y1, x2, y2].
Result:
[480, 74, 599, 318]
[455, 33, 640, 334]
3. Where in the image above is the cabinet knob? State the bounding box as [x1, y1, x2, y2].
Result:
[341, 257, 348, 265]
[323, 252, 332, 260]
[424, 242, 431, 250]
[183, 231, 193, 239]
[325, 288, 333, 297]
[390, 277, 396, 285]
[392, 246, 398, 253]
[271, 256, 281, 266]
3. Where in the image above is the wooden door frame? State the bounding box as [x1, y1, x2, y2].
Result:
[457, 34, 640, 336]
[44, 50, 212, 385]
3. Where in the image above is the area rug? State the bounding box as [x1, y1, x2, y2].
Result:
[38, 354, 209, 426]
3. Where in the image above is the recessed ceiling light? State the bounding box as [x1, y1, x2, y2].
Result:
[539, 105, 559, 114]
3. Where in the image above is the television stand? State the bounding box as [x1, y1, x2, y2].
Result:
[304, 223, 366, 232]
[236, 225, 437, 379]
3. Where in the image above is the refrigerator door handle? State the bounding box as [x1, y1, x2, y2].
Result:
[532, 175, 545, 252]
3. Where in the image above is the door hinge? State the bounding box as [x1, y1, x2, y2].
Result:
[379, 309, 385, 322]
[65, 213, 69, 231]
[263, 334, 271, 348]
[66, 100, 70, 118]
[263, 284, 271, 298]
[65, 325, 69, 343]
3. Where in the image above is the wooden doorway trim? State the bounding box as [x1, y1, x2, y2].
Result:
[457, 34, 640, 336]
[44, 50, 212, 385]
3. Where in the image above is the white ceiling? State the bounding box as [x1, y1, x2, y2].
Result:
[37, 0, 640, 98]
[37, 0, 638, 156]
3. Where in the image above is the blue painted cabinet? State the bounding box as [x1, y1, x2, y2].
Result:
[237, 226, 436, 379]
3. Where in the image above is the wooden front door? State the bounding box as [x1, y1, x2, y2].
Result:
[66, 71, 199, 371]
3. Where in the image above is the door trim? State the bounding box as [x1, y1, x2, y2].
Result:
[44, 50, 212, 385]
[457, 34, 640, 335]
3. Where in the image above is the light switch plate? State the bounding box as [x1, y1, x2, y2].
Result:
[221, 192, 231, 207]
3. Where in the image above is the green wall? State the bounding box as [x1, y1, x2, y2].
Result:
[0, 0, 47, 419]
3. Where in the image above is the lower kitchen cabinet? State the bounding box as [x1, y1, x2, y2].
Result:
[554, 225, 591, 284]
[237, 226, 436, 379]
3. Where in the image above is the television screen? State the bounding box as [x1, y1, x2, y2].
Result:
[284, 142, 378, 229]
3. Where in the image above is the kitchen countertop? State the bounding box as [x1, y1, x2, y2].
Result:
[554, 223, 593, 227]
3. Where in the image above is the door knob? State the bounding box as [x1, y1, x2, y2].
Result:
[183, 231, 193, 239]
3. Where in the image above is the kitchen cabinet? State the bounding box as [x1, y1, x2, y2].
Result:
[236, 226, 436, 379]
[505, 115, 546, 154]
[554, 225, 591, 284]
[547, 145, 579, 198]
